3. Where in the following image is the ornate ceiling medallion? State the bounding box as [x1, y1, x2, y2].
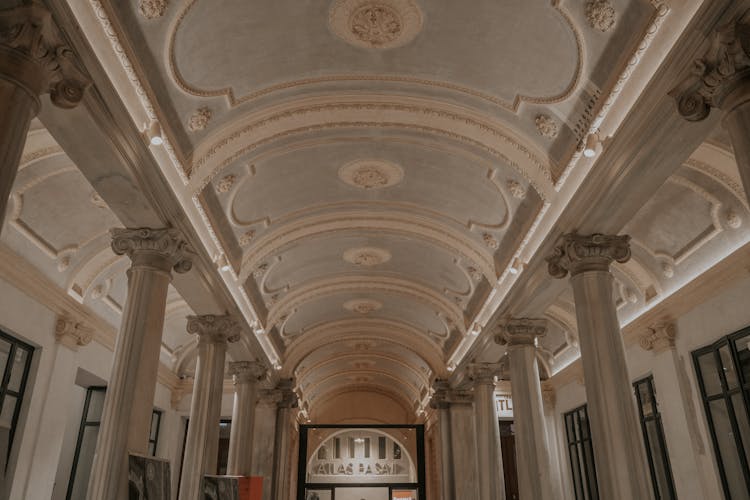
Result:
[139, 0, 168, 20]
[343, 247, 392, 267]
[585, 0, 616, 32]
[338, 159, 404, 189]
[188, 106, 212, 131]
[343, 299, 383, 314]
[535, 114, 559, 139]
[329, 0, 424, 50]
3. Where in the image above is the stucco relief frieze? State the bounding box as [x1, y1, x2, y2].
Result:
[343, 246, 392, 266]
[166, 1, 581, 111]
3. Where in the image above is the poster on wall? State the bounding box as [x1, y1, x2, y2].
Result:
[128, 453, 170, 500]
[334, 486, 389, 500]
[392, 489, 418, 500]
[305, 489, 332, 500]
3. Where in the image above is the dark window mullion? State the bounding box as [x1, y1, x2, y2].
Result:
[715, 348, 750, 492]
[582, 410, 599, 499]
[635, 380, 660, 499]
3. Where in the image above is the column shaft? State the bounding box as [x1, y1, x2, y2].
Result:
[226, 361, 266, 477]
[508, 344, 553, 500]
[0, 80, 35, 227]
[273, 406, 295, 500]
[86, 261, 172, 499]
[473, 382, 505, 500]
[179, 332, 232, 500]
[437, 407, 454, 500]
[570, 270, 652, 499]
[251, 395, 279, 500]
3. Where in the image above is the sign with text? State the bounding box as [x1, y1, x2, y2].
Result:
[496, 395, 513, 419]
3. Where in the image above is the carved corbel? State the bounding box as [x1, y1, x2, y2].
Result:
[55, 314, 93, 350]
[640, 322, 677, 353]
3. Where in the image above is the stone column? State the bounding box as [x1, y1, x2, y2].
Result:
[467, 364, 506, 500]
[541, 384, 570, 498]
[251, 390, 281, 500]
[226, 360, 267, 477]
[429, 380, 455, 500]
[671, 10, 750, 205]
[500, 319, 554, 500]
[179, 314, 241, 500]
[87, 228, 192, 500]
[272, 380, 298, 500]
[0, 3, 88, 229]
[547, 233, 652, 500]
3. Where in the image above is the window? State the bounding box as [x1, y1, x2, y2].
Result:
[0, 331, 34, 472]
[694, 327, 750, 499]
[633, 376, 676, 499]
[67, 386, 106, 500]
[148, 409, 162, 456]
[564, 405, 599, 500]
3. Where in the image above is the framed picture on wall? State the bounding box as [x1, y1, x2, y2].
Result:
[305, 489, 332, 500]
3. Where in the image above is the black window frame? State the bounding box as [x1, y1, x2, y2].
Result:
[66, 385, 106, 500]
[148, 409, 162, 456]
[693, 327, 750, 498]
[0, 330, 34, 472]
[563, 404, 599, 500]
[633, 375, 677, 500]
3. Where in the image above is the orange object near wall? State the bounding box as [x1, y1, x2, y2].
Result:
[237, 476, 263, 500]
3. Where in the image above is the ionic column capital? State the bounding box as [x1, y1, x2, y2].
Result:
[54, 313, 92, 350]
[467, 362, 503, 385]
[498, 318, 547, 346]
[228, 360, 267, 385]
[111, 227, 194, 274]
[547, 232, 631, 278]
[186, 314, 241, 344]
[671, 9, 750, 121]
[639, 322, 677, 353]
[0, 2, 90, 110]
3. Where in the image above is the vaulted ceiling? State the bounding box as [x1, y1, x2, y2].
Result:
[11, 0, 748, 420]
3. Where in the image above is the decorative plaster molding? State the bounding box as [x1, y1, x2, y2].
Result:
[328, 0, 423, 50]
[506, 179, 526, 200]
[0, 2, 90, 109]
[670, 10, 750, 121]
[639, 322, 677, 352]
[228, 360, 267, 384]
[186, 314, 242, 344]
[111, 227, 194, 273]
[238, 230, 255, 246]
[535, 114, 560, 139]
[547, 232, 631, 278]
[726, 210, 743, 229]
[343, 298, 383, 314]
[215, 174, 236, 193]
[482, 232, 500, 250]
[338, 159, 404, 189]
[342, 246, 392, 266]
[188, 106, 212, 131]
[55, 314, 93, 349]
[585, 0, 616, 32]
[138, 0, 168, 20]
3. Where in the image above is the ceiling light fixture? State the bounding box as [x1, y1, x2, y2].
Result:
[583, 132, 601, 158]
[146, 120, 164, 146]
[508, 257, 524, 275]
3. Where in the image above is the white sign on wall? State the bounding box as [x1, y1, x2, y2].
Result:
[496, 394, 513, 419]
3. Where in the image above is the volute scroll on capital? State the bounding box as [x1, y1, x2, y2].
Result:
[547, 232, 631, 278]
[186, 314, 241, 344]
[498, 318, 548, 346]
[111, 227, 194, 273]
[670, 10, 750, 121]
[229, 360, 267, 385]
[640, 322, 677, 353]
[54, 314, 93, 349]
[0, 2, 90, 109]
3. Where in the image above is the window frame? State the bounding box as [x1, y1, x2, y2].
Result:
[693, 327, 750, 498]
[0, 330, 34, 472]
[633, 375, 677, 500]
[148, 409, 162, 456]
[66, 385, 106, 500]
[563, 404, 599, 500]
